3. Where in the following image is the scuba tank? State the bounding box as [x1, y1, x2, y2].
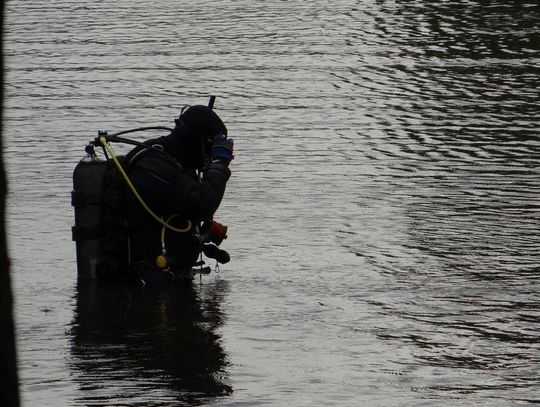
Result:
[71, 127, 176, 279]
[71, 156, 110, 279]
[72, 151, 130, 279]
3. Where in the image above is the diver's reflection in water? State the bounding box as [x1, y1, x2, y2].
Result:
[69, 279, 232, 405]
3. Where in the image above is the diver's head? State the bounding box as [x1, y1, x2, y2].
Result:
[172, 105, 228, 169]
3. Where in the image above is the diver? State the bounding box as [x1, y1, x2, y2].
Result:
[122, 105, 234, 284]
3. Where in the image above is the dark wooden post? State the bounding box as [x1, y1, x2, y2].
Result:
[0, 0, 21, 404]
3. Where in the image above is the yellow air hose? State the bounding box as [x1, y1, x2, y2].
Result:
[99, 136, 192, 234]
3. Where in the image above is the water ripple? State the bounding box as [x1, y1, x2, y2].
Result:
[5, 0, 540, 405]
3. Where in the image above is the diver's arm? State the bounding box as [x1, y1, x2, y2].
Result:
[127, 151, 231, 220]
[172, 160, 231, 219]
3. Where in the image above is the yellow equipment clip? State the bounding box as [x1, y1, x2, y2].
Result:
[156, 254, 168, 269]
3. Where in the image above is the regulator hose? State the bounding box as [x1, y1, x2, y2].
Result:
[99, 136, 192, 234]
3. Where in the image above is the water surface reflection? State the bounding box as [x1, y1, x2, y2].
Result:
[70, 280, 231, 406]
[5, 0, 540, 404]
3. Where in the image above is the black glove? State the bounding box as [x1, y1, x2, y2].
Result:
[210, 134, 234, 164]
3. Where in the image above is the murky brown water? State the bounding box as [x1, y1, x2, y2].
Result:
[4, 1, 540, 406]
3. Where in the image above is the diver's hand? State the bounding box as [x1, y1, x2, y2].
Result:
[210, 134, 234, 164]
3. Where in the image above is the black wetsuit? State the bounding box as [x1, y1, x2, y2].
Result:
[123, 132, 230, 272]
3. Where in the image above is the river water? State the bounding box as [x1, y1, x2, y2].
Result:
[4, 1, 540, 406]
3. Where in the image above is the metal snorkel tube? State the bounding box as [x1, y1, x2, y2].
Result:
[84, 126, 173, 160]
